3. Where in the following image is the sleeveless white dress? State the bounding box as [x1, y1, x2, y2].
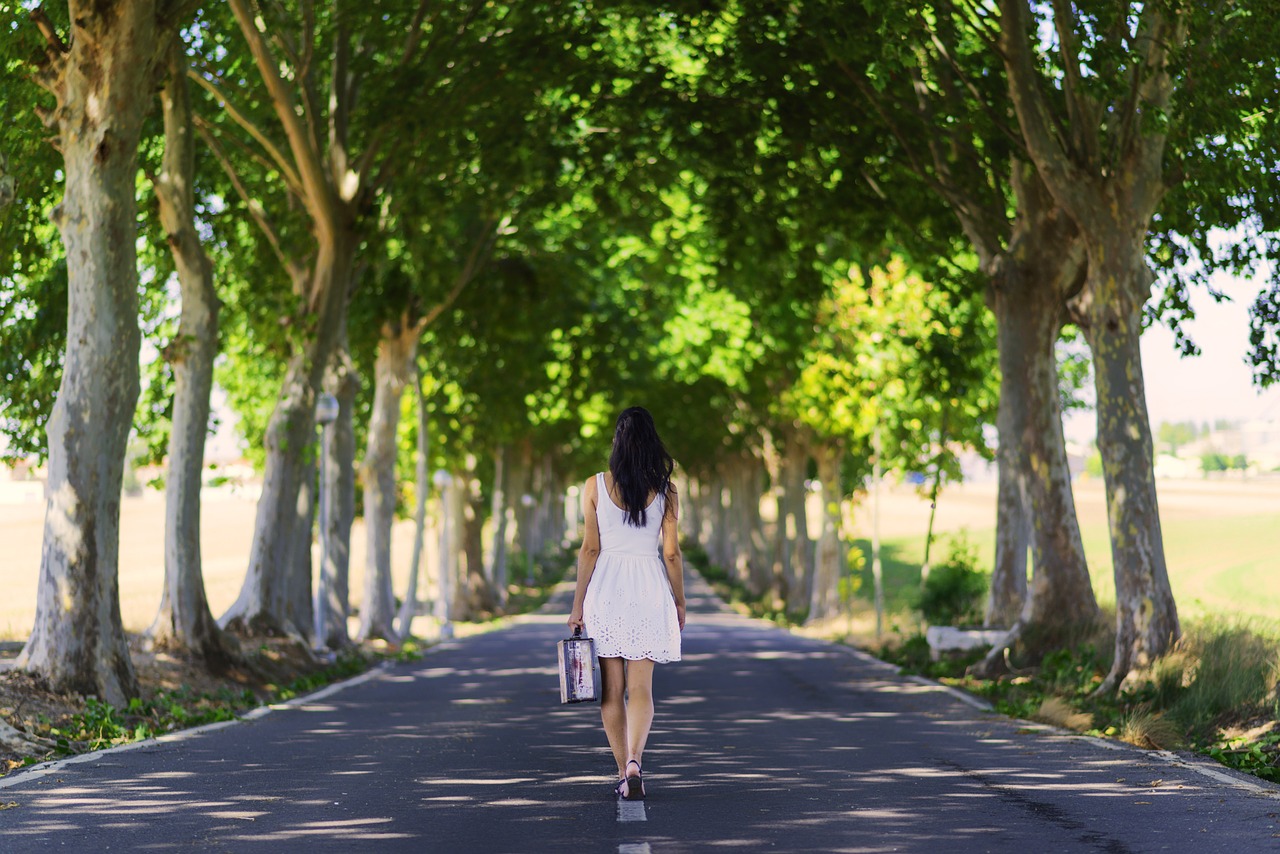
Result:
[583, 473, 681, 662]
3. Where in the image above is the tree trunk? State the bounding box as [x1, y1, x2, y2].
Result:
[987, 386, 1030, 627]
[998, 0, 1183, 689]
[1079, 244, 1179, 691]
[710, 475, 731, 573]
[781, 438, 811, 614]
[285, 453, 317, 642]
[486, 444, 510, 608]
[358, 318, 419, 642]
[148, 42, 231, 668]
[396, 357, 430, 637]
[972, 163, 1097, 676]
[317, 334, 357, 649]
[681, 476, 703, 545]
[807, 444, 844, 623]
[727, 457, 768, 596]
[20, 1, 180, 705]
[221, 234, 356, 637]
[456, 468, 497, 620]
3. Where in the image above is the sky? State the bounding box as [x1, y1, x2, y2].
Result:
[1063, 271, 1280, 444]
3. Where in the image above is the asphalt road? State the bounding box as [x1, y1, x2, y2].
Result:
[1, 576, 1278, 853]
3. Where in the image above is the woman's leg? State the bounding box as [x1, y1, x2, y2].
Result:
[599, 656, 628, 779]
[623, 658, 656, 776]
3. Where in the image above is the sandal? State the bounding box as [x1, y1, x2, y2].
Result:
[623, 759, 645, 800]
[613, 778, 628, 798]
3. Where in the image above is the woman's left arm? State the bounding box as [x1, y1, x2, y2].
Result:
[568, 476, 601, 633]
[660, 486, 686, 630]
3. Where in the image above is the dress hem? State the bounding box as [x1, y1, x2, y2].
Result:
[596, 653, 681, 663]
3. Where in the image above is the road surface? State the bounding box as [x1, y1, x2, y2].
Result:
[1, 576, 1277, 852]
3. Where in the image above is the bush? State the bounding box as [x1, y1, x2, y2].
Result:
[917, 532, 988, 626]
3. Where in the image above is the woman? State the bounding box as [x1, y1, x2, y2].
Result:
[568, 406, 686, 801]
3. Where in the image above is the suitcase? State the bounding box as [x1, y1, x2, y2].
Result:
[558, 627, 599, 704]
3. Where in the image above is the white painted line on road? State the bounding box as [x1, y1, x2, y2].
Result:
[1151, 750, 1280, 799]
[616, 798, 647, 822]
[903, 674, 995, 712]
[619, 843, 651, 852]
[0, 662, 393, 790]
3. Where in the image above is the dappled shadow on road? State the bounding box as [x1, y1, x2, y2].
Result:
[2, 575, 1277, 852]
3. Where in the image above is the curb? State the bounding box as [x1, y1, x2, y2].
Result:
[825, 637, 1280, 800]
[0, 660, 396, 791]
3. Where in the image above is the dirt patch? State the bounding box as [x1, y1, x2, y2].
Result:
[0, 632, 368, 778]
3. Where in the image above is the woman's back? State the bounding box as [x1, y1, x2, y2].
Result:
[596, 472, 664, 557]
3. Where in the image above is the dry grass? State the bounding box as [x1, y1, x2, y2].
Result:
[1034, 696, 1094, 732]
[1118, 711, 1183, 750]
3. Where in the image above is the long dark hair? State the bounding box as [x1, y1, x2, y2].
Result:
[608, 406, 675, 527]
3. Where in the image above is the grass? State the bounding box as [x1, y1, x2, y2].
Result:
[876, 612, 1280, 784]
[863, 511, 1280, 623]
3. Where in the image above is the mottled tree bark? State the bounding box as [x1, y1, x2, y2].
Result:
[973, 165, 1097, 676]
[1076, 247, 1179, 687]
[807, 444, 844, 623]
[317, 334, 358, 649]
[986, 398, 1030, 627]
[284, 454, 317, 642]
[358, 318, 420, 642]
[149, 43, 231, 668]
[21, 0, 187, 705]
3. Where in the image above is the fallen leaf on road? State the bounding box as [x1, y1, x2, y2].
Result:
[1148, 779, 1164, 787]
[0, 802, 17, 810]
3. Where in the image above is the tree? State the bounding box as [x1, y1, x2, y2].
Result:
[692, 1, 1098, 653]
[147, 40, 233, 667]
[993, 0, 1280, 687]
[15, 0, 194, 705]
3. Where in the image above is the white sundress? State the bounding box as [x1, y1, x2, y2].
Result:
[583, 473, 681, 662]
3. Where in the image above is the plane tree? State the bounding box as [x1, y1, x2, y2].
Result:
[997, 0, 1280, 689]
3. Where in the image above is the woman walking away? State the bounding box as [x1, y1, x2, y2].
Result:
[568, 406, 686, 801]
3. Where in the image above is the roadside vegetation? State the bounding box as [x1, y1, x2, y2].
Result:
[688, 537, 1280, 785]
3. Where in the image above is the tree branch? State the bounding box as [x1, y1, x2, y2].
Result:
[195, 116, 306, 287]
[27, 7, 68, 91]
[228, 0, 335, 231]
[997, 0, 1095, 220]
[329, 10, 353, 188]
[186, 68, 305, 198]
[419, 214, 507, 329]
[1049, 0, 1100, 168]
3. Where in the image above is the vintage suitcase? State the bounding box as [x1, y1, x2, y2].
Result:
[558, 627, 599, 704]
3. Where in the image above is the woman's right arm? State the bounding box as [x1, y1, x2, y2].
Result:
[568, 476, 601, 632]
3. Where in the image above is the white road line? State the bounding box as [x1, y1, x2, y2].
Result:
[616, 798, 647, 822]
[1151, 750, 1280, 798]
[619, 843, 651, 853]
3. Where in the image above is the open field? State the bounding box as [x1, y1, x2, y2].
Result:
[0, 485, 429, 642]
[847, 476, 1280, 625]
[1, 476, 1277, 641]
